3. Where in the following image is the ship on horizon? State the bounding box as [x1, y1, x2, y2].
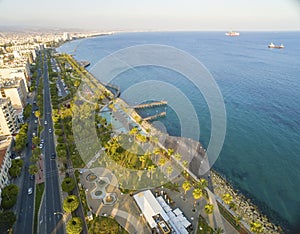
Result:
[268, 42, 284, 49]
[225, 30, 240, 36]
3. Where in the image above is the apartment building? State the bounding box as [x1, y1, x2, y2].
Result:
[0, 98, 18, 137]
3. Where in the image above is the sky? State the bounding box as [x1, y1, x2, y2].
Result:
[0, 0, 300, 31]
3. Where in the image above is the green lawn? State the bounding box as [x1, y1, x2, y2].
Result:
[88, 216, 128, 234]
[34, 183, 44, 234]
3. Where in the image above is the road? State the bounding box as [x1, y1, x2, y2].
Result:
[38, 52, 64, 234]
[13, 55, 42, 234]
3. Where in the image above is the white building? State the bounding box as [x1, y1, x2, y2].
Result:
[0, 136, 12, 202]
[133, 190, 191, 234]
[63, 32, 70, 41]
[0, 98, 18, 137]
[0, 78, 27, 111]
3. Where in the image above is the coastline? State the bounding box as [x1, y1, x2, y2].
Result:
[211, 169, 284, 233]
[56, 37, 290, 233]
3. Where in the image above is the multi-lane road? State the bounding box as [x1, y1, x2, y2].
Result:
[14, 51, 64, 234]
[13, 57, 42, 234]
[38, 53, 64, 234]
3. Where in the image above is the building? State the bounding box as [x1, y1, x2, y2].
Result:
[63, 32, 70, 41]
[0, 66, 30, 91]
[133, 190, 191, 234]
[0, 98, 18, 136]
[0, 78, 27, 110]
[0, 136, 13, 203]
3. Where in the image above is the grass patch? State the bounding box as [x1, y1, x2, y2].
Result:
[88, 216, 128, 234]
[163, 181, 180, 192]
[197, 215, 214, 234]
[33, 183, 44, 234]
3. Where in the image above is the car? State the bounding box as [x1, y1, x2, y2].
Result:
[41, 139, 44, 144]
[28, 188, 33, 195]
[30, 175, 35, 180]
[49, 128, 52, 133]
[39, 143, 43, 149]
[51, 152, 56, 159]
[44, 120, 47, 125]
[34, 119, 38, 124]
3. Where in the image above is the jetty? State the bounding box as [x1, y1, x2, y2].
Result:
[133, 100, 167, 109]
[143, 111, 166, 121]
[104, 83, 121, 97]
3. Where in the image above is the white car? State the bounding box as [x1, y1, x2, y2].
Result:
[44, 120, 48, 125]
[39, 143, 43, 149]
[28, 187, 33, 195]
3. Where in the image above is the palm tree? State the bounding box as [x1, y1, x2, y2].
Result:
[222, 193, 233, 205]
[214, 227, 224, 234]
[167, 148, 174, 157]
[147, 165, 156, 179]
[250, 221, 264, 233]
[34, 110, 41, 124]
[197, 178, 208, 190]
[204, 203, 214, 215]
[28, 164, 38, 175]
[182, 181, 191, 200]
[153, 147, 161, 162]
[158, 157, 166, 169]
[234, 215, 242, 227]
[192, 188, 202, 211]
[166, 165, 173, 178]
[174, 152, 182, 162]
[139, 155, 146, 169]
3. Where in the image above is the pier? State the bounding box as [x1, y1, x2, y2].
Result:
[104, 83, 121, 98]
[143, 111, 166, 121]
[133, 100, 167, 109]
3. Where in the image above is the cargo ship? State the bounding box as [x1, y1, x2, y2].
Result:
[225, 31, 240, 36]
[268, 43, 284, 49]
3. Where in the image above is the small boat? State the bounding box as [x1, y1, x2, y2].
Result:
[268, 43, 284, 49]
[225, 31, 240, 36]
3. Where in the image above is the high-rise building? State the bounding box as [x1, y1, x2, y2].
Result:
[0, 98, 18, 137]
[0, 136, 12, 203]
[63, 32, 70, 41]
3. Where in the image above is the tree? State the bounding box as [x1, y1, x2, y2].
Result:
[222, 193, 233, 205]
[62, 177, 76, 193]
[174, 153, 182, 162]
[158, 157, 166, 169]
[35, 110, 41, 124]
[196, 178, 208, 190]
[234, 215, 242, 227]
[139, 155, 146, 169]
[250, 221, 264, 233]
[167, 148, 174, 157]
[147, 165, 156, 179]
[166, 165, 173, 178]
[66, 217, 83, 234]
[204, 203, 214, 215]
[63, 195, 79, 213]
[32, 136, 40, 146]
[192, 188, 202, 211]
[0, 211, 16, 233]
[1, 184, 19, 209]
[215, 227, 224, 234]
[182, 180, 191, 200]
[9, 159, 23, 178]
[28, 164, 38, 175]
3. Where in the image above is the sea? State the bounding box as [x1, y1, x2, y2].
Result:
[58, 31, 300, 230]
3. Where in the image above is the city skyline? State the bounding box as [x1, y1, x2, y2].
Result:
[0, 0, 300, 31]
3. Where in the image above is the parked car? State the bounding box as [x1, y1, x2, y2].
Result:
[44, 120, 47, 125]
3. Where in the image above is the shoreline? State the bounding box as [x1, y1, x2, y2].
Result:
[211, 169, 285, 233]
[56, 42, 289, 233]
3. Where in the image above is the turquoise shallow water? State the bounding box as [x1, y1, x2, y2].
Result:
[58, 31, 300, 229]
